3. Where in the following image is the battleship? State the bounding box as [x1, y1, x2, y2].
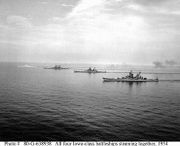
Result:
[74, 67, 106, 73]
[44, 65, 69, 70]
[103, 71, 159, 82]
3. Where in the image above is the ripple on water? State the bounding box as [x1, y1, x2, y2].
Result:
[0, 63, 180, 140]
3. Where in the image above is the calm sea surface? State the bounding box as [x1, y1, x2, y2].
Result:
[0, 62, 180, 141]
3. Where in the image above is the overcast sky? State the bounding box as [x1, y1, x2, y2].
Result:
[0, 0, 180, 64]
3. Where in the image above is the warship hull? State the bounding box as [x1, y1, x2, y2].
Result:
[74, 71, 106, 73]
[103, 77, 159, 82]
[44, 67, 69, 70]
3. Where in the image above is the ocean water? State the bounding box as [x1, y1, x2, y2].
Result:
[0, 62, 180, 141]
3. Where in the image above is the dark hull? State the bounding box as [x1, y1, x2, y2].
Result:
[44, 67, 69, 70]
[74, 70, 106, 73]
[103, 77, 159, 82]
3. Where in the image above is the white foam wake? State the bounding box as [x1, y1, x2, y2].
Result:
[18, 64, 35, 68]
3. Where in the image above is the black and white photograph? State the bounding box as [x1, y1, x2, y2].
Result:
[0, 0, 180, 141]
